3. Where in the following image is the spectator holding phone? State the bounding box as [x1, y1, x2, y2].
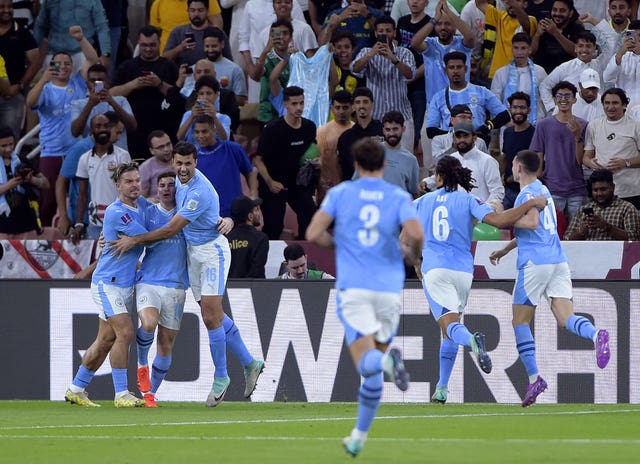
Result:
[176, 75, 231, 144]
[352, 15, 416, 152]
[564, 169, 640, 240]
[111, 26, 180, 159]
[70, 63, 137, 151]
[162, 1, 232, 66]
[603, 21, 640, 110]
[0, 126, 49, 235]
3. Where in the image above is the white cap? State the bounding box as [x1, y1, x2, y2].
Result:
[580, 68, 600, 89]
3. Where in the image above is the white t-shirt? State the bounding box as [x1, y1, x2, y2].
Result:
[76, 146, 132, 225]
[585, 114, 640, 198]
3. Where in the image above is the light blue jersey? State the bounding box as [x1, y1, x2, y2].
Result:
[426, 83, 507, 130]
[137, 203, 189, 289]
[415, 188, 493, 274]
[93, 197, 150, 288]
[422, 36, 472, 105]
[321, 177, 417, 292]
[34, 73, 87, 157]
[514, 180, 567, 269]
[179, 110, 231, 145]
[176, 169, 221, 245]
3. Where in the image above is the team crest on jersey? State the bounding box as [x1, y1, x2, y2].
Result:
[187, 199, 199, 210]
[121, 213, 133, 224]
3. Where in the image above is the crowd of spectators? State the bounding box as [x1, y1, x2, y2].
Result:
[1, 0, 640, 250]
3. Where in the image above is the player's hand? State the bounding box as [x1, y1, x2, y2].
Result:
[217, 217, 234, 235]
[532, 194, 548, 210]
[108, 234, 138, 257]
[489, 248, 507, 266]
[413, 264, 423, 280]
[97, 231, 106, 254]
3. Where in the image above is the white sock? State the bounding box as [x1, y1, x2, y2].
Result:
[351, 428, 368, 443]
[69, 385, 83, 394]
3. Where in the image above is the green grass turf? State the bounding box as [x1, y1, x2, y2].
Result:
[0, 402, 638, 464]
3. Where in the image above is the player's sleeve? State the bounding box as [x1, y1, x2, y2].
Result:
[176, 188, 205, 223]
[319, 185, 339, 219]
[116, 210, 148, 236]
[470, 196, 495, 222]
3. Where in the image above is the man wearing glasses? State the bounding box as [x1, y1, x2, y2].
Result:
[140, 130, 174, 198]
[529, 80, 587, 221]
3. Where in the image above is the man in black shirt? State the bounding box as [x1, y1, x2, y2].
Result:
[502, 91, 536, 209]
[254, 85, 317, 239]
[337, 86, 383, 181]
[532, 0, 584, 73]
[227, 195, 269, 278]
[111, 26, 181, 159]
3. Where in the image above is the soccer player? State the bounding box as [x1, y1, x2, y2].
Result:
[489, 150, 611, 407]
[306, 139, 424, 457]
[110, 142, 263, 407]
[414, 155, 547, 404]
[134, 171, 189, 408]
[65, 162, 148, 408]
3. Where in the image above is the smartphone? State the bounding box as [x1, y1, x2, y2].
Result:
[185, 32, 195, 43]
[196, 99, 206, 108]
[271, 27, 281, 38]
[376, 34, 387, 43]
[50, 60, 61, 73]
[94, 80, 104, 93]
[141, 70, 151, 76]
[623, 30, 635, 41]
[185, 66, 193, 75]
[583, 206, 594, 216]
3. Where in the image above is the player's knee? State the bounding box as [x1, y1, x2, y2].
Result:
[358, 349, 383, 378]
[201, 311, 224, 328]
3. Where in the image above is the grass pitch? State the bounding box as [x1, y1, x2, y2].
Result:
[0, 402, 638, 464]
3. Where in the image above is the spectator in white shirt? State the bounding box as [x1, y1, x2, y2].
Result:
[421, 121, 504, 210]
[572, 68, 604, 121]
[603, 22, 640, 110]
